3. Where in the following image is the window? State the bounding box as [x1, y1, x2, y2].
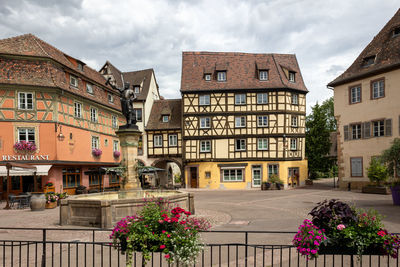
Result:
[257, 93, 268, 104]
[292, 93, 299, 105]
[104, 139, 108, 146]
[91, 136, 99, 149]
[291, 115, 298, 127]
[204, 74, 211, 81]
[108, 94, 114, 103]
[371, 79, 384, 99]
[70, 75, 78, 87]
[112, 115, 118, 128]
[217, 71, 226, 81]
[77, 63, 83, 71]
[289, 71, 295, 82]
[200, 140, 211, 152]
[350, 86, 361, 104]
[74, 102, 82, 118]
[169, 134, 177, 147]
[62, 168, 81, 188]
[134, 109, 142, 122]
[373, 120, 385, 137]
[223, 169, 243, 182]
[290, 139, 297, 150]
[393, 27, 400, 37]
[113, 140, 119, 152]
[352, 124, 362, 139]
[154, 135, 162, 147]
[235, 139, 246, 151]
[162, 115, 169, 122]
[18, 92, 33, 110]
[200, 117, 211, 129]
[235, 116, 246, 128]
[109, 173, 120, 184]
[89, 174, 101, 186]
[18, 128, 35, 143]
[86, 83, 93, 94]
[363, 55, 375, 67]
[134, 86, 140, 94]
[351, 157, 363, 177]
[235, 94, 246, 105]
[257, 138, 268, 150]
[138, 136, 143, 155]
[268, 164, 279, 177]
[259, 70, 268, 80]
[90, 108, 98, 122]
[257, 116, 268, 127]
[199, 95, 210, 106]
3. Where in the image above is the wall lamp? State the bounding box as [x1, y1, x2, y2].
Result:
[55, 123, 65, 141]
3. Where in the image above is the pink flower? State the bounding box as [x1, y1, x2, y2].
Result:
[160, 245, 166, 249]
[165, 254, 170, 259]
[167, 234, 171, 238]
[337, 224, 346, 231]
[377, 230, 386, 237]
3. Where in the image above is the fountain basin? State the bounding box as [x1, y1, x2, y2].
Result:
[60, 190, 194, 228]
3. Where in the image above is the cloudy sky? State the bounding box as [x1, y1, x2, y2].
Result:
[0, 0, 398, 112]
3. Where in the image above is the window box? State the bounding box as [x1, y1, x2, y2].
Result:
[13, 140, 37, 153]
[113, 151, 121, 158]
[92, 148, 102, 157]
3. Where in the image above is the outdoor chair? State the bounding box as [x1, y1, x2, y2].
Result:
[18, 194, 31, 209]
[8, 194, 17, 208]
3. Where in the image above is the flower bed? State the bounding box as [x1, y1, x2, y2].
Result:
[293, 199, 400, 260]
[13, 141, 37, 153]
[110, 200, 210, 266]
[92, 148, 102, 157]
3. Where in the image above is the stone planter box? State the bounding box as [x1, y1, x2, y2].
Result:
[361, 186, 391, 195]
[45, 201, 57, 209]
[319, 244, 385, 255]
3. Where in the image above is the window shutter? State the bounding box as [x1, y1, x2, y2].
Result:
[344, 125, 349, 141]
[363, 122, 371, 138]
[385, 119, 392, 136]
[361, 123, 364, 139]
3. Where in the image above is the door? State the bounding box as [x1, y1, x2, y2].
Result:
[288, 167, 300, 187]
[190, 167, 198, 188]
[252, 166, 262, 187]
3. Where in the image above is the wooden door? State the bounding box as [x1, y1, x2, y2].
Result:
[190, 167, 198, 188]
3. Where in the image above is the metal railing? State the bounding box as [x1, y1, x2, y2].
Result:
[0, 227, 398, 267]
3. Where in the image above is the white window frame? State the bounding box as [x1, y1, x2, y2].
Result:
[372, 80, 384, 99]
[350, 86, 361, 104]
[351, 124, 362, 139]
[199, 95, 210, 106]
[154, 135, 163, 147]
[223, 169, 243, 182]
[90, 107, 98, 122]
[259, 70, 268, 81]
[108, 94, 114, 103]
[292, 93, 299, 105]
[235, 116, 246, 128]
[18, 128, 35, 143]
[290, 138, 297, 150]
[204, 74, 211, 81]
[257, 115, 268, 127]
[257, 138, 268, 150]
[200, 117, 211, 129]
[235, 139, 246, 151]
[289, 71, 295, 82]
[162, 115, 169, 122]
[235, 94, 246, 105]
[74, 102, 82, 118]
[291, 116, 298, 127]
[113, 140, 119, 152]
[70, 75, 78, 88]
[200, 140, 211, 152]
[257, 93, 268, 104]
[112, 115, 118, 128]
[134, 109, 142, 122]
[373, 120, 385, 137]
[168, 134, 177, 147]
[91, 136, 99, 150]
[268, 164, 279, 177]
[217, 71, 226, 81]
[18, 92, 34, 110]
[86, 83, 93, 94]
[134, 86, 140, 94]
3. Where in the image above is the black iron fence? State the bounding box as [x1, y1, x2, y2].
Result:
[0, 227, 398, 267]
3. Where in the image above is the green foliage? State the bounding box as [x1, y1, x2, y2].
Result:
[306, 102, 332, 178]
[320, 97, 336, 131]
[367, 158, 388, 186]
[268, 174, 283, 184]
[174, 173, 182, 184]
[381, 138, 400, 180]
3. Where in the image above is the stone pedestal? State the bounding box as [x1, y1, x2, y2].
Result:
[116, 127, 142, 190]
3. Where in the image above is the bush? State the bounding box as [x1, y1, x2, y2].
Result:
[268, 174, 283, 184]
[367, 158, 388, 186]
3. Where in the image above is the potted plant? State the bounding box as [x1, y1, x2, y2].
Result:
[113, 150, 121, 158]
[110, 200, 211, 266]
[45, 192, 58, 209]
[293, 199, 400, 260]
[268, 174, 284, 190]
[44, 182, 55, 193]
[13, 140, 37, 153]
[382, 138, 400, 205]
[92, 148, 102, 157]
[56, 192, 68, 206]
[362, 157, 390, 194]
[75, 185, 88, 194]
[261, 181, 271, 190]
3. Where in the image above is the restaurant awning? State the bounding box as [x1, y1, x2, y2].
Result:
[0, 165, 52, 176]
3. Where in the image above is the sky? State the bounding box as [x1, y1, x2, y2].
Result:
[0, 0, 398, 113]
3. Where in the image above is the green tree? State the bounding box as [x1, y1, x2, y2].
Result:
[320, 97, 336, 131]
[306, 102, 332, 179]
[367, 157, 388, 186]
[381, 138, 400, 179]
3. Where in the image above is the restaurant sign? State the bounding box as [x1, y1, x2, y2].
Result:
[2, 155, 50, 161]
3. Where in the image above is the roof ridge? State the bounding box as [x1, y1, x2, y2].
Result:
[122, 68, 154, 74]
[272, 54, 286, 86]
[30, 35, 50, 58]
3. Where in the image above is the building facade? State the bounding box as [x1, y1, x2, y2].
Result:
[0, 34, 124, 196]
[180, 52, 308, 189]
[328, 9, 400, 189]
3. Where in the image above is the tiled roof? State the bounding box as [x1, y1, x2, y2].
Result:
[0, 34, 121, 110]
[328, 9, 400, 87]
[180, 52, 308, 92]
[122, 69, 155, 101]
[102, 61, 123, 89]
[146, 99, 182, 130]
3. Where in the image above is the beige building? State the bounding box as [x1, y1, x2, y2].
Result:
[328, 9, 400, 189]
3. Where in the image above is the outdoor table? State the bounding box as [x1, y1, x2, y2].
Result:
[14, 195, 30, 209]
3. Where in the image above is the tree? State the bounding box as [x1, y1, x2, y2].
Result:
[306, 102, 332, 179]
[381, 138, 400, 179]
[367, 157, 388, 186]
[320, 97, 336, 131]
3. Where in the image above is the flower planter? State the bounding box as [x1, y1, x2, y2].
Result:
[319, 244, 385, 255]
[44, 186, 55, 193]
[391, 185, 400, 205]
[361, 185, 391, 195]
[261, 183, 271, 190]
[45, 201, 57, 209]
[30, 193, 46, 211]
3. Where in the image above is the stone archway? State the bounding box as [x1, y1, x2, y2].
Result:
[151, 158, 183, 188]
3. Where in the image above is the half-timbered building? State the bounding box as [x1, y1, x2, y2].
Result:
[181, 52, 308, 189]
[0, 34, 124, 196]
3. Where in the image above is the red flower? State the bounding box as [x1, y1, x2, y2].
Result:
[160, 245, 166, 249]
[377, 230, 386, 237]
[165, 254, 170, 259]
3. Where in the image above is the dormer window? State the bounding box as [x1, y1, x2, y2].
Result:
[86, 83, 93, 94]
[204, 74, 211, 81]
[363, 55, 376, 67]
[289, 71, 296, 82]
[134, 86, 140, 94]
[217, 71, 226, 82]
[259, 70, 268, 81]
[393, 27, 400, 37]
[162, 115, 169, 122]
[70, 75, 78, 88]
[77, 63, 83, 71]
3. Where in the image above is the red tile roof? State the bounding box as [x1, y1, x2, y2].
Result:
[146, 99, 182, 130]
[180, 52, 308, 92]
[328, 9, 400, 87]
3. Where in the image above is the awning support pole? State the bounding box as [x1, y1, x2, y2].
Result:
[4, 163, 11, 210]
[34, 172, 38, 192]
